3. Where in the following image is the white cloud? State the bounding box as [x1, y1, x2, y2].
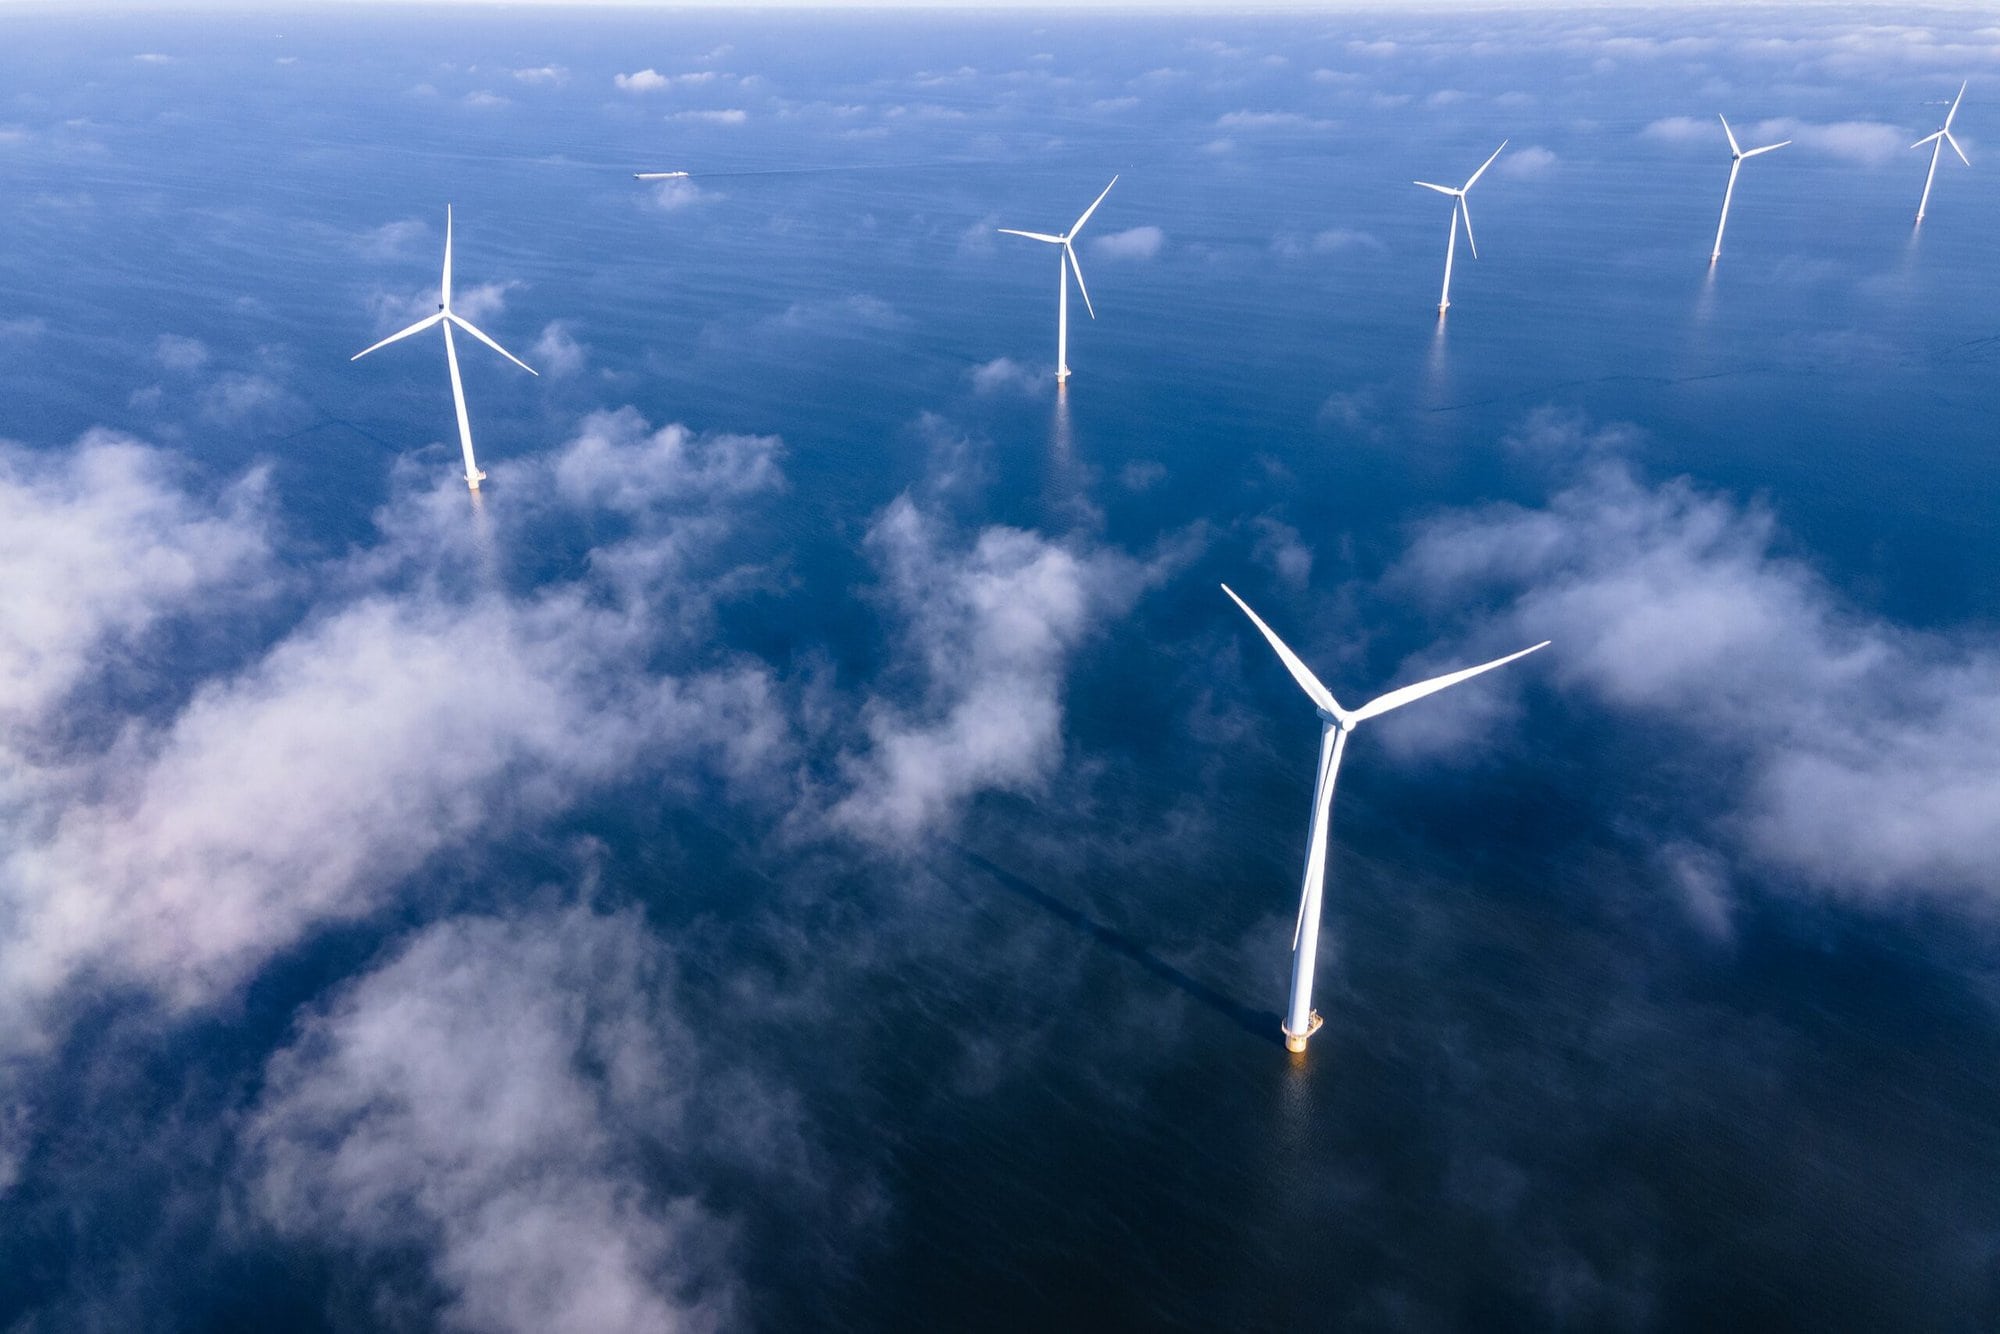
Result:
[1641, 115, 1712, 145]
[462, 90, 509, 110]
[969, 356, 1043, 396]
[1272, 228, 1384, 258]
[1251, 516, 1313, 590]
[547, 407, 784, 523]
[1090, 225, 1164, 261]
[1215, 110, 1334, 131]
[357, 217, 426, 259]
[510, 65, 568, 86]
[1392, 411, 2000, 907]
[1498, 145, 1559, 177]
[199, 372, 298, 426]
[0, 433, 270, 739]
[244, 907, 736, 1334]
[643, 177, 719, 212]
[614, 68, 669, 94]
[671, 109, 747, 126]
[532, 320, 587, 377]
[764, 294, 905, 336]
[828, 498, 1168, 844]
[1750, 117, 1906, 165]
[153, 334, 209, 372]
[0, 410, 791, 1059]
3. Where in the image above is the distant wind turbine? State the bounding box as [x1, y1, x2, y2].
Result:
[1415, 140, 1505, 314]
[1221, 584, 1547, 1053]
[351, 206, 537, 492]
[999, 176, 1117, 383]
[1911, 82, 1970, 223]
[1710, 115, 1790, 264]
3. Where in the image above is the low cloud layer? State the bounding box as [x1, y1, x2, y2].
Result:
[830, 498, 1164, 845]
[0, 434, 271, 738]
[0, 412, 791, 1065]
[1394, 411, 2000, 908]
[244, 907, 737, 1334]
[1090, 224, 1165, 262]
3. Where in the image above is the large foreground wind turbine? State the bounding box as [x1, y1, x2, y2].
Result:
[351, 207, 537, 491]
[1911, 82, 1970, 223]
[1415, 141, 1505, 314]
[1222, 584, 1547, 1053]
[1710, 116, 1790, 264]
[999, 176, 1117, 383]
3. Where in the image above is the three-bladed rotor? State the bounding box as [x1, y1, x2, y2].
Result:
[1414, 139, 1506, 258]
[1911, 81, 1970, 163]
[1720, 114, 1791, 162]
[1222, 583, 1547, 736]
[999, 174, 1118, 319]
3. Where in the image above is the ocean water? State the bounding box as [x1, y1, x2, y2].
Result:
[1, 6, 1998, 1331]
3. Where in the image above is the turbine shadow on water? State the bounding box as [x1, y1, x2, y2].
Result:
[958, 848, 1287, 1047]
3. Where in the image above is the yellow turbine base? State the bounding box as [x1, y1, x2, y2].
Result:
[1282, 1011, 1324, 1053]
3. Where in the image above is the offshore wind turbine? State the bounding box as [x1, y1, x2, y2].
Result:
[999, 176, 1117, 383]
[1911, 82, 1970, 223]
[1710, 116, 1791, 264]
[1415, 140, 1505, 314]
[351, 207, 537, 491]
[1221, 584, 1547, 1053]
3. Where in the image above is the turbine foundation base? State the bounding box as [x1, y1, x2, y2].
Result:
[1281, 1011, 1324, 1053]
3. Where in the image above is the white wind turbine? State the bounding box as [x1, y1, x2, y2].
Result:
[1415, 140, 1505, 314]
[352, 206, 537, 491]
[1911, 82, 1970, 224]
[999, 176, 1117, 383]
[1710, 116, 1790, 264]
[1222, 584, 1547, 1053]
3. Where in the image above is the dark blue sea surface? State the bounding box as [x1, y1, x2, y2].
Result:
[1, 6, 1997, 1331]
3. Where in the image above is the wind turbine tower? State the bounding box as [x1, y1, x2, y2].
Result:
[351, 207, 538, 491]
[1000, 176, 1118, 383]
[1222, 584, 1547, 1053]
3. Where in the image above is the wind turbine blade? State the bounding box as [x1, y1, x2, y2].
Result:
[998, 228, 1064, 243]
[350, 311, 443, 361]
[442, 205, 454, 311]
[1947, 130, 1970, 166]
[1065, 242, 1096, 320]
[1348, 641, 1549, 724]
[1912, 129, 1946, 149]
[1413, 181, 1458, 196]
[1458, 196, 1478, 259]
[1742, 139, 1791, 157]
[1461, 139, 1507, 191]
[1069, 174, 1118, 236]
[1947, 80, 1967, 130]
[1220, 584, 1342, 718]
[1719, 114, 1742, 157]
[449, 315, 538, 376]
